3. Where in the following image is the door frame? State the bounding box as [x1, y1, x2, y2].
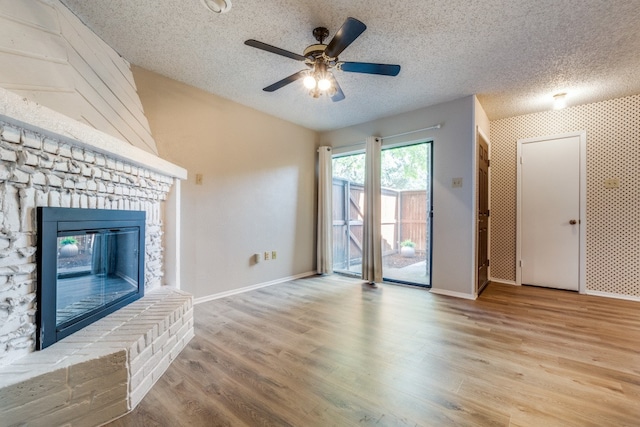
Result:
[476, 126, 491, 295]
[516, 131, 586, 293]
[380, 140, 433, 287]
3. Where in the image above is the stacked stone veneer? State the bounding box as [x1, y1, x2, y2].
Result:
[0, 287, 194, 426]
[0, 121, 174, 366]
[0, 119, 194, 425]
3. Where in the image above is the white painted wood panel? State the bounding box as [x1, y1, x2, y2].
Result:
[11, 89, 83, 118]
[55, 4, 145, 118]
[10, 89, 127, 141]
[0, 52, 74, 89]
[0, 0, 158, 154]
[73, 75, 147, 149]
[0, 0, 59, 32]
[66, 42, 157, 152]
[0, 18, 67, 61]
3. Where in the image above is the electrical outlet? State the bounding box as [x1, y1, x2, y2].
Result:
[271, 250, 277, 260]
[452, 177, 463, 188]
[195, 173, 203, 185]
[604, 178, 619, 189]
[264, 251, 270, 261]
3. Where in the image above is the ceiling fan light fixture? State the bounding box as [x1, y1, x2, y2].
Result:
[553, 92, 567, 110]
[309, 87, 322, 98]
[200, 0, 232, 14]
[317, 77, 332, 91]
[303, 75, 317, 89]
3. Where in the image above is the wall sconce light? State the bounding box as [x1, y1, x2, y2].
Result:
[553, 93, 567, 110]
[201, 0, 232, 14]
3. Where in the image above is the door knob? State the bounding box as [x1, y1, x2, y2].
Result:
[569, 219, 577, 225]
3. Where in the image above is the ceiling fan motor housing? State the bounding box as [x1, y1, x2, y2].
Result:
[303, 44, 327, 59]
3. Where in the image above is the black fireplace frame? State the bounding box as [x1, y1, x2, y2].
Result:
[36, 207, 146, 350]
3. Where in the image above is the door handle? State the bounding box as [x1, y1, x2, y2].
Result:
[569, 219, 577, 225]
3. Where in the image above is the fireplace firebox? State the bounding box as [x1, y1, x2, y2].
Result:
[36, 207, 146, 350]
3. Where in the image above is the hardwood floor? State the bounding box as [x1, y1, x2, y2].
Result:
[107, 275, 640, 426]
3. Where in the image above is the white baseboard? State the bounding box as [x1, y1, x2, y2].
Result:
[585, 290, 640, 302]
[193, 271, 317, 305]
[430, 288, 477, 300]
[489, 278, 518, 286]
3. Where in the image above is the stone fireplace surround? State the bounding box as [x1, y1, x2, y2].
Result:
[0, 89, 191, 425]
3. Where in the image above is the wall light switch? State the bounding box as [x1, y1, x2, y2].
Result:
[195, 173, 203, 185]
[604, 178, 619, 189]
[264, 251, 270, 261]
[271, 250, 277, 260]
[452, 177, 463, 188]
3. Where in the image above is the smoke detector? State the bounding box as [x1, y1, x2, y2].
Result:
[201, 0, 231, 14]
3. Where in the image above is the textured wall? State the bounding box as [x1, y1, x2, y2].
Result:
[490, 94, 640, 297]
[0, 121, 173, 366]
[0, 0, 157, 154]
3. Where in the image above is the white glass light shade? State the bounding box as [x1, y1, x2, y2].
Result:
[317, 78, 331, 91]
[303, 75, 317, 89]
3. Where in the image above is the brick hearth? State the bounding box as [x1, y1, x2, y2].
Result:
[0, 287, 193, 426]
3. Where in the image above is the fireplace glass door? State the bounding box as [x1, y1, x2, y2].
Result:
[56, 228, 140, 329]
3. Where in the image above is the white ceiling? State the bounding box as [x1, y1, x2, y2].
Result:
[60, 0, 640, 132]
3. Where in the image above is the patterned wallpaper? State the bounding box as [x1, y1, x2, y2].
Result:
[489, 94, 640, 296]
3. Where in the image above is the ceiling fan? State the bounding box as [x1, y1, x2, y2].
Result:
[244, 17, 401, 102]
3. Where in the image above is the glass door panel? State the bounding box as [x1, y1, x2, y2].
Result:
[332, 152, 365, 276]
[381, 142, 432, 286]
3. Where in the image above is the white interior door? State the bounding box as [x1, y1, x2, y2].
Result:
[517, 132, 585, 291]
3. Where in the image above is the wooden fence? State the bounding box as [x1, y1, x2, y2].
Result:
[333, 178, 429, 271]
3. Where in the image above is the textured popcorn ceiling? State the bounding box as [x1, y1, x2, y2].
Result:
[60, 0, 640, 131]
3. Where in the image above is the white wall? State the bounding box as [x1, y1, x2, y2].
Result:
[132, 67, 318, 300]
[320, 96, 477, 298]
[0, 0, 157, 154]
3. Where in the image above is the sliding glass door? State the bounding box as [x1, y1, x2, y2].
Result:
[332, 152, 365, 275]
[332, 141, 432, 287]
[380, 143, 432, 286]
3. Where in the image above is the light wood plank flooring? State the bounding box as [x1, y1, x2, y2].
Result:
[108, 275, 640, 426]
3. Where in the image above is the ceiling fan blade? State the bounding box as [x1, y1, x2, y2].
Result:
[339, 62, 401, 76]
[245, 39, 307, 61]
[263, 70, 306, 92]
[329, 73, 345, 102]
[324, 17, 367, 59]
